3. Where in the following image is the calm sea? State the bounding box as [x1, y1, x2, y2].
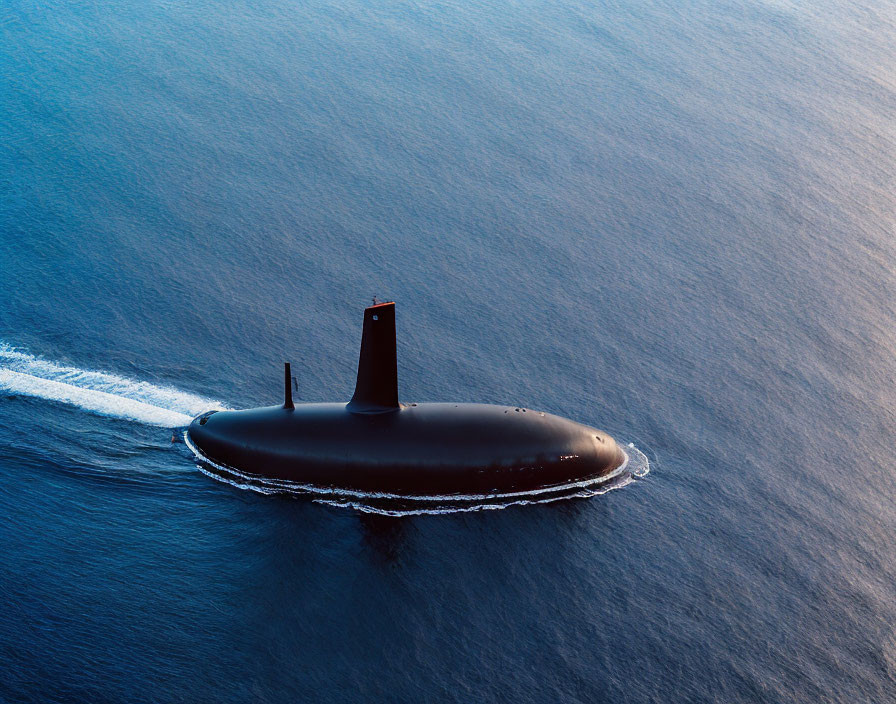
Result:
[2, 0, 894, 701]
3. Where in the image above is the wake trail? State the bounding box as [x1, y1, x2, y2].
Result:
[0, 343, 227, 428]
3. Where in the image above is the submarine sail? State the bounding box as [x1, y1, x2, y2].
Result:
[348, 302, 399, 413]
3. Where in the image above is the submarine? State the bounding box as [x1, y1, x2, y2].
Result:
[187, 301, 627, 497]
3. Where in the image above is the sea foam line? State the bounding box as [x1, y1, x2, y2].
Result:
[313, 477, 634, 516]
[0, 342, 226, 428]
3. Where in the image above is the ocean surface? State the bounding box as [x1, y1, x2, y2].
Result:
[2, 0, 894, 701]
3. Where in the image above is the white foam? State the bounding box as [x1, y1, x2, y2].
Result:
[312, 476, 637, 516]
[0, 342, 227, 428]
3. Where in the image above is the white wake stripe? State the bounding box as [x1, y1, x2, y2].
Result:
[0, 342, 227, 427]
[0, 343, 221, 416]
[0, 369, 192, 427]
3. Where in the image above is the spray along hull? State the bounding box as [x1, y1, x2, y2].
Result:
[187, 402, 625, 496]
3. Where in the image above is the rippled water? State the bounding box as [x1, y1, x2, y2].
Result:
[2, 0, 895, 701]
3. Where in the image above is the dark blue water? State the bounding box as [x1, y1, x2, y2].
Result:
[2, 0, 895, 700]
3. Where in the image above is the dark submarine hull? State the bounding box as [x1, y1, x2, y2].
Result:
[186, 301, 626, 497]
[187, 402, 626, 496]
